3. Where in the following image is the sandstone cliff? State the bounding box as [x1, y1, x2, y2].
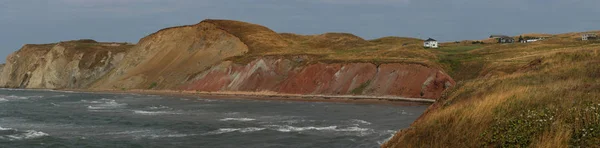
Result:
[0, 40, 132, 88]
[183, 57, 453, 99]
[0, 64, 4, 77]
[91, 20, 251, 89]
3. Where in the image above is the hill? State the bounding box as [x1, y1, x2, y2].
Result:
[384, 31, 600, 147]
[0, 19, 454, 99]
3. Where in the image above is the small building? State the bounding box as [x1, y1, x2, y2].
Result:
[582, 33, 598, 41]
[490, 35, 514, 43]
[519, 35, 549, 43]
[423, 38, 438, 48]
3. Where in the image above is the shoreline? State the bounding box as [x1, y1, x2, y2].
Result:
[59, 89, 435, 106]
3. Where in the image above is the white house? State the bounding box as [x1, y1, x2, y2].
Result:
[582, 33, 598, 41]
[424, 38, 438, 48]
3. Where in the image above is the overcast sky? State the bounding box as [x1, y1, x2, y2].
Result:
[1, 0, 599, 61]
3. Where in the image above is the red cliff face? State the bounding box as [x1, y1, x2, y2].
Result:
[182, 58, 455, 99]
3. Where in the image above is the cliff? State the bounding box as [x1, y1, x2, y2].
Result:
[183, 57, 453, 99]
[0, 19, 454, 100]
[85, 19, 453, 99]
[0, 40, 133, 88]
[90, 20, 251, 89]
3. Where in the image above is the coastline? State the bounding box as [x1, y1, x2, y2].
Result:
[58, 89, 435, 106]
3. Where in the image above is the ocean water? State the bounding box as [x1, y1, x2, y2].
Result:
[0, 89, 427, 148]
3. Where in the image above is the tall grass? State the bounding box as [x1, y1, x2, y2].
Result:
[384, 33, 600, 147]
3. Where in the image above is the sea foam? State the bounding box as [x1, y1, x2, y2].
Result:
[203, 127, 266, 135]
[219, 118, 256, 122]
[132, 110, 180, 115]
[2, 130, 49, 141]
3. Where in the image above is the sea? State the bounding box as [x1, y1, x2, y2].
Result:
[0, 88, 427, 148]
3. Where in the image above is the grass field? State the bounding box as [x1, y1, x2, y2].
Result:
[384, 31, 600, 147]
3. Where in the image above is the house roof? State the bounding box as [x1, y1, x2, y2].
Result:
[425, 38, 437, 41]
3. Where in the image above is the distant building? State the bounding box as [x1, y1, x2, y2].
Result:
[490, 35, 514, 43]
[526, 39, 541, 43]
[424, 38, 438, 48]
[582, 33, 598, 41]
[519, 35, 550, 43]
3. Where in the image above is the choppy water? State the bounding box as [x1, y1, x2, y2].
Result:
[0, 89, 427, 148]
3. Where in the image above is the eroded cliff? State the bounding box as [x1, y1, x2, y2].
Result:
[91, 20, 250, 90]
[0, 40, 132, 89]
[183, 57, 453, 99]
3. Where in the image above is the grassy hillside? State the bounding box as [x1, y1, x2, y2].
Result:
[198, 20, 440, 68]
[384, 31, 600, 147]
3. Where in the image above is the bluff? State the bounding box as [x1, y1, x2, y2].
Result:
[0, 19, 455, 100]
[0, 40, 132, 88]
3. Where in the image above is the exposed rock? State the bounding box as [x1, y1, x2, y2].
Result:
[91, 21, 250, 90]
[0, 64, 4, 78]
[0, 42, 131, 89]
[182, 58, 455, 99]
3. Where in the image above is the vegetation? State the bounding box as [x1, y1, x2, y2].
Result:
[148, 82, 158, 89]
[351, 80, 371, 94]
[384, 31, 600, 147]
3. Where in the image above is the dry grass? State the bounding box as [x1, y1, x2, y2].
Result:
[385, 32, 600, 147]
[197, 20, 440, 68]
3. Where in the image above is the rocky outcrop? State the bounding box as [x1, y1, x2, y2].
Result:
[182, 57, 454, 99]
[0, 64, 4, 77]
[0, 40, 131, 89]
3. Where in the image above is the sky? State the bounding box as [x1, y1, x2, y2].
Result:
[1, 0, 600, 61]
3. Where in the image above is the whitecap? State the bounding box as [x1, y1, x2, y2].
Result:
[378, 133, 397, 145]
[203, 127, 266, 135]
[0, 98, 8, 102]
[334, 127, 370, 132]
[219, 118, 256, 122]
[148, 105, 170, 110]
[86, 99, 127, 110]
[0, 126, 13, 131]
[132, 110, 180, 115]
[149, 134, 195, 139]
[267, 125, 338, 132]
[3, 130, 49, 141]
[2, 95, 29, 100]
[350, 119, 372, 125]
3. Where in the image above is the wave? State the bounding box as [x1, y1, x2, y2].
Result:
[350, 119, 372, 125]
[377, 132, 397, 145]
[219, 118, 256, 122]
[147, 105, 170, 110]
[0, 95, 35, 100]
[266, 125, 371, 133]
[132, 110, 180, 115]
[267, 125, 338, 132]
[1, 130, 49, 141]
[0, 98, 7, 102]
[86, 99, 127, 110]
[149, 134, 195, 139]
[0, 126, 13, 131]
[203, 127, 266, 135]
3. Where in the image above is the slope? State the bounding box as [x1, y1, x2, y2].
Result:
[384, 31, 600, 147]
